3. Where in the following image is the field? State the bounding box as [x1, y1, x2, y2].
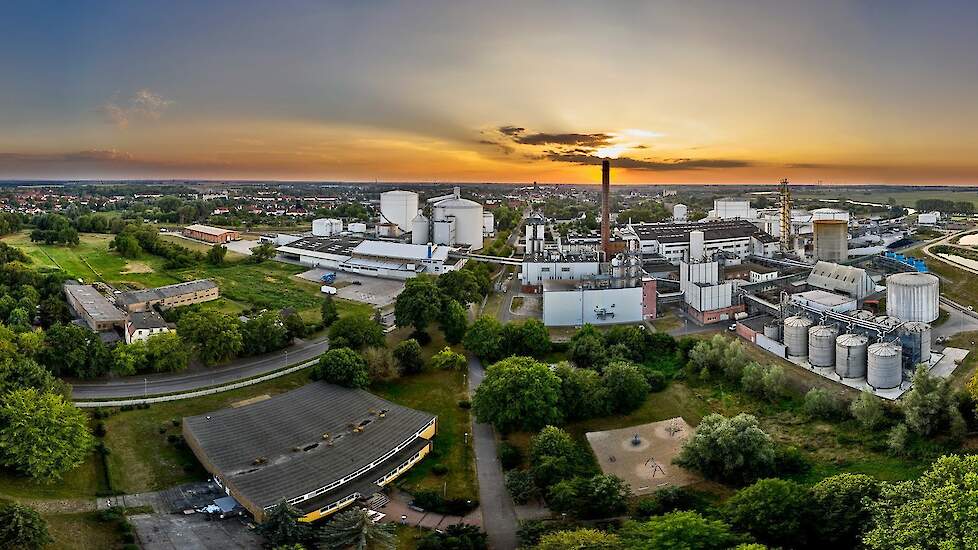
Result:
[44, 512, 124, 550]
[794, 187, 978, 210]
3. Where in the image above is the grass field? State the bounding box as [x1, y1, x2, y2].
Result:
[794, 188, 978, 210]
[45, 512, 123, 550]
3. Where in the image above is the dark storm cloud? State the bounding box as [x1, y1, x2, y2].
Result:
[514, 132, 613, 147]
[498, 125, 525, 136]
[545, 152, 751, 171]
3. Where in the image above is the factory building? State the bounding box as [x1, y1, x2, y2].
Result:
[542, 279, 656, 326]
[788, 289, 857, 313]
[813, 219, 848, 262]
[116, 280, 220, 313]
[312, 218, 343, 237]
[183, 382, 437, 523]
[182, 224, 240, 244]
[806, 261, 876, 299]
[125, 311, 170, 344]
[64, 284, 128, 332]
[620, 219, 777, 264]
[678, 260, 745, 324]
[917, 211, 940, 226]
[276, 237, 462, 279]
[709, 198, 754, 220]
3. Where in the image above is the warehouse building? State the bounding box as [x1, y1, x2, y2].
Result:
[116, 280, 220, 313]
[183, 383, 437, 523]
[182, 224, 241, 244]
[806, 261, 876, 299]
[621, 219, 777, 264]
[542, 278, 656, 326]
[64, 283, 128, 332]
[277, 237, 463, 279]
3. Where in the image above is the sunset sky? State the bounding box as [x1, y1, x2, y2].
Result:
[4, 1, 978, 184]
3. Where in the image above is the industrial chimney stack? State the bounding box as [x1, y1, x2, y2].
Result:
[601, 160, 611, 256]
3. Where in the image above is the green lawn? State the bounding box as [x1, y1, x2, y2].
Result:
[0, 453, 105, 500]
[45, 512, 124, 550]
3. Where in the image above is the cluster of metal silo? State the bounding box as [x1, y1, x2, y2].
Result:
[763, 321, 782, 341]
[783, 315, 814, 357]
[899, 322, 932, 367]
[808, 325, 839, 367]
[886, 272, 940, 323]
[851, 309, 876, 321]
[873, 315, 903, 331]
[867, 341, 903, 389]
[835, 333, 869, 378]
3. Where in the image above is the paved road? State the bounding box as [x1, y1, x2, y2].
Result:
[71, 337, 328, 400]
[468, 355, 519, 550]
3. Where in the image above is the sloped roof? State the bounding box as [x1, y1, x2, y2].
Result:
[807, 261, 874, 298]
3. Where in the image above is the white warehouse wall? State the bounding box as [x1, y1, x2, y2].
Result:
[543, 286, 644, 326]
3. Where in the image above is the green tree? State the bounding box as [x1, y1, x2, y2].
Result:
[282, 312, 307, 340]
[394, 275, 443, 334]
[903, 364, 964, 438]
[320, 296, 339, 327]
[850, 389, 886, 430]
[535, 529, 620, 550]
[112, 340, 148, 376]
[529, 426, 591, 490]
[811, 473, 881, 548]
[803, 388, 842, 419]
[619, 511, 743, 550]
[178, 310, 242, 365]
[250, 242, 277, 262]
[7, 307, 30, 331]
[255, 501, 311, 548]
[723, 478, 812, 549]
[601, 361, 650, 414]
[430, 347, 466, 371]
[463, 316, 503, 361]
[318, 507, 396, 550]
[0, 388, 94, 481]
[439, 299, 468, 345]
[417, 523, 488, 550]
[0, 358, 61, 396]
[674, 413, 776, 485]
[40, 322, 108, 378]
[568, 324, 606, 370]
[207, 244, 228, 265]
[865, 454, 978, 549]
[393, 338, 424, 375]
[241, 312, 289, 356]
[113, 232, 142, 258]
[362, 346, 399, 382]
[313, 347, 369, 388]
[436, 269, 482, 305]
[505, 470, 538, 504]
[554, 363, 607, 421]
[328, 314, 384, 350]
[519, 319, 551, 358]
[635, 486, 709, 518]
[0, 502, 52, 550]
[473, 356, 562, 432]
[145, 332, 191, 372]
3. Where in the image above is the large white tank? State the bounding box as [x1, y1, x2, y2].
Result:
[433, 187, 483, 250]
[380, 190, 419, 232]
[312, 218, 342, 237]
[835, 333, 868, 378]
[784, 315, 814, 357]
[808, 325, 839, 367]
[813, 219, 848, 262]
[689, 230, 705, 261]
[673, 204, 688, 221]
[886, 272, 940, 323]
[899, 322, 932, 367]
[411, 210, 429, 245]
[868, 341, 903, 389]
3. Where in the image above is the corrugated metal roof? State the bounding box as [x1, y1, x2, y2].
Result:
[352, 240, 450, 261]
[117, 279, 217, 306]
[184, 224, 236, 236]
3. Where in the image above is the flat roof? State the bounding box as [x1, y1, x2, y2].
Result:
[183, 382, 436, 511]
[352, 241, 450, 262]
[791, 289, 855, 307]
[64, 284, 127, 322]
[628, 219, 771, 244]
[117, 279, 217, 306]
[277, 235, 363, 257]
[184, 224, 237, 236]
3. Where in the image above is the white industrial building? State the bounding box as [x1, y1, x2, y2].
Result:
[276, 237, 462, 280]
[312, 218, 343, 237]
[620, 219, 778, 264]
[483, 211, 495, 237]
[410, 187, 484, 250]
[543, 281, 648, 326]
[917, 211, 940, 226]
[380, 190, 419, 232]
[709, 198, 754, 220]
[807, 261, 876, 299]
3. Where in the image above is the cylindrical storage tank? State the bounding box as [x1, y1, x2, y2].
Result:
[411, 210, 429, 245]
[813, 219, 848, 262]
[433, 190, 484, 250]
[808, 325, 839, 367]
[886, 272, 940, 322]
[312, 218, 341, 237]
[783, 315, 813, 357]
[899, 322, 932, 367]
[835, 333, 869, 378]
[380, 190, 419, 232]
[874, 315, 903, 331]
[347, 222, 367, 234]
[483, 211, 494, 235]
[867, 342, 903, 389]
[673, 204, 688, 221]
[763, 322, 782, 342]
[689, 230, 705, 261]
[852, 309, 876, 321]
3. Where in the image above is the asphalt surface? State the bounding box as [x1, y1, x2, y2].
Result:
[71, 337, 328, 400]
[468, 355, 519, 550]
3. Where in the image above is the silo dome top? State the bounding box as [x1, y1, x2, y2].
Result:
[434, 197, 481, 209]
[868, 341, 901, 356]
[888, 272, 939, 287]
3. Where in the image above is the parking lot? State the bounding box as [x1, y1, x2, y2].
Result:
[131, 513, 262, 550]
[297, 268, 405, 307]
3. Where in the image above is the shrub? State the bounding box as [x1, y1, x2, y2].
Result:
[634, 486, 709, 518]
[432, 464, 448, 476]
[505, 470, 538, 504]
[498, 442, 522, 470]
[804, 388, 842, 419]
[723, 478, 813, 549]
[850, 389, 885, 429]
[674, 413, 776, 486]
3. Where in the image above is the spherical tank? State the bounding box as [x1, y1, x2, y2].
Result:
[379, 190, 419, 232]
[783, 315, 813, 357]
[813, 219, 848, 263]
[899, 322, 932, 367]
[433, 191, 484, 250]
[411, 210, 429, 245]
[867, 342, 903, 389]
[886, 272, 940, 322]
[835, 333, 868, 378]
[808, 325, 839, 367]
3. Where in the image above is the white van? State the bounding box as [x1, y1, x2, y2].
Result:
[320, 285, 338, 295]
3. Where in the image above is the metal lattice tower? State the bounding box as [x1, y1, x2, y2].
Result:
[779, 178, 792, 252]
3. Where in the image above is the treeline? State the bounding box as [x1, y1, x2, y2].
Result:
[111, 224, 204, 268]
[917, 198, 975, 214]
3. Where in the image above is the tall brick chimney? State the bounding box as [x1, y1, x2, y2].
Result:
[601, 159, 610, 256]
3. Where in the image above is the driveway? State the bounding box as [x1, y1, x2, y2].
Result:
[71, 337, 327, 400]
[468, 355, 518, 550]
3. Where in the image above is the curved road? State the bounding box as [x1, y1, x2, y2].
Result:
[71, 337, 328, 400]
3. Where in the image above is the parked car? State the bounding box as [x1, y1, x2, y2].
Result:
[320, 285, 338, 295]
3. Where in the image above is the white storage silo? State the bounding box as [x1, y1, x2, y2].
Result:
[411, 210, 429, 245]
[312, 218, 342, 237]
[347, 222, 367, 234]
[380, 190, 419, 232]
[483, 211, 495, 236]
[689, 230, 705, 261]
[783, 315, 814, 357]
[899, 322, 932, 367]
[808, 325, 839, 367]
[432, 187, 484, 250]
[867, 341, 902, 389]
[886, 272, 940, 323]
[835, 333, 868, 378]
[813, 220, 848, 262]
[673, 204, 688, 221]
